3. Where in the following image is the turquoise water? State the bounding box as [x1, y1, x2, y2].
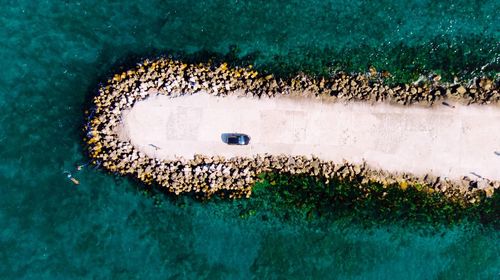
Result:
[1, 1, 499, 278]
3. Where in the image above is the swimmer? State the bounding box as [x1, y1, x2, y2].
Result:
[75, 160, 93, 171]
[76, 162, 89, 171]
[63, 171, 80, 185]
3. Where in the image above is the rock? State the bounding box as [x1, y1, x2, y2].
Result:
[484, 186, 494, 198]
[457, 86, 467, 95]
[88, 57, 498, 200]
[477, 180, 490, 190]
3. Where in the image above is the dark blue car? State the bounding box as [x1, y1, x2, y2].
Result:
[221, 133, 250, 145]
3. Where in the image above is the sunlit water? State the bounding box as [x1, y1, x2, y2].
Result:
[0, 1, 499, 278]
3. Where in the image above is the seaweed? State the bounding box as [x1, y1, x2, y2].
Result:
[241, 172, 499, 230]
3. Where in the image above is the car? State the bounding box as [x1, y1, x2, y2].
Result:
[221, 133, 251, 145]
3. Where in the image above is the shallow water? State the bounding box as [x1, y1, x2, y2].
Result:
[0, 1, 499, 278]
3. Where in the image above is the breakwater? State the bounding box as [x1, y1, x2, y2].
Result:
[85, 57, 499, 202]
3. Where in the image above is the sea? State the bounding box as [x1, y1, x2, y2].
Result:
[0, 1, 499, 279]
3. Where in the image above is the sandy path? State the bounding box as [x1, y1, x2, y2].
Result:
[117, 91, 500, 181]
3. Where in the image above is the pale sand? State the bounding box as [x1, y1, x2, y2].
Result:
[117, 91, 500, 181]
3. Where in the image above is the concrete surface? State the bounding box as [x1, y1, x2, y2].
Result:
[116, 91, 500, 181]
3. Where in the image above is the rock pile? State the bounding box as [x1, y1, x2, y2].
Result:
[85, 57, 499, 202]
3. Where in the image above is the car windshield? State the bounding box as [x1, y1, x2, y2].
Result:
[223, 133, 249, 145]
[227, 136, 239, 144]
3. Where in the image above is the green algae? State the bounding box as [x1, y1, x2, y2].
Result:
[240, 173, 500, 229]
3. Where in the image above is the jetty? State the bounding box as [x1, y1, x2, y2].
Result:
[85, 58, 500, 201]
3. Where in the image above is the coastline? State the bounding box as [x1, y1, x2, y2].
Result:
[85, 58, 500, 202]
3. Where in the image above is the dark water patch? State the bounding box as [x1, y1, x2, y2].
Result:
[257, 34, 500, 83]
[240, 173, 500, 231]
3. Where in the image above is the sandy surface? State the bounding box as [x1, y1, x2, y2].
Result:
[117, 91, 500, 181]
